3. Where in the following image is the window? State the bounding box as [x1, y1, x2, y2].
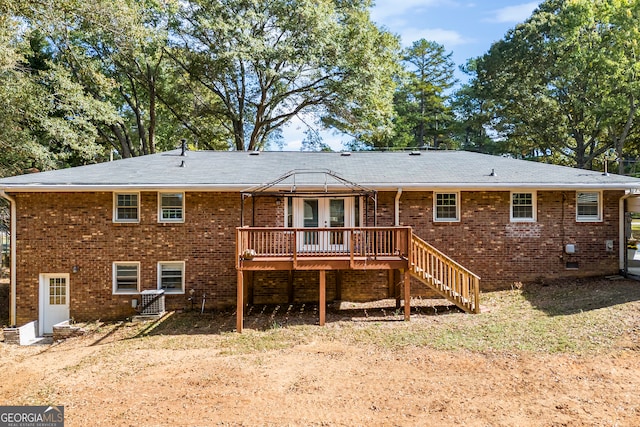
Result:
[114, 193, 139, 222]
[113, 262, 139, 294]
[434, 192, 459, 222]
[158, 262, 185, 294]
[511, 192, 536, 222]
[159, 192, 184, 222]
[576, 191, 602, 222]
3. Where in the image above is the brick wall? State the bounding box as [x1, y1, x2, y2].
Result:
[12, 189, 623, 324]
[14, 191, 240, 324]
[395, 190, 622, 290]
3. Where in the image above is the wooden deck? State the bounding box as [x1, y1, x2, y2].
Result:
[236, 227, 411, 270]
[235, 226, 480, 332]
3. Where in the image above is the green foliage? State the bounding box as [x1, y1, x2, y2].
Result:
[460, 0, 640, 169]
[169, 0, 400, 151]
[0, 13, 117, 176]
[0, 0, 395, 167]
[386, 39, 457, 150]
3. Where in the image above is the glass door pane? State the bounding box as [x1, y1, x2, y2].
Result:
[329, 199, 345, 245]
[303, 199, 319, 245]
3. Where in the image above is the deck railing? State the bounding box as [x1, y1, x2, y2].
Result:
[410, 234, 480, 314]
[236, 226, 411, 266]
[236, 226, 480, 314]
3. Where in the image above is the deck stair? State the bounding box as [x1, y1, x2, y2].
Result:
[409, 234, 480, 314]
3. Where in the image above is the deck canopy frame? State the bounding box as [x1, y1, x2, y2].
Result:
[240, 169, 378, 227]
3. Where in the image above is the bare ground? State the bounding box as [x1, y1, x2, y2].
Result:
[1, 278, 640, 426]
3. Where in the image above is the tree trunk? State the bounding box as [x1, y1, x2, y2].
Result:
[111, 124, 132, 158]
[147, 63, 157, 154]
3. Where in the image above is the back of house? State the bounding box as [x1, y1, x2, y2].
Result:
[1, 149, 639, 334]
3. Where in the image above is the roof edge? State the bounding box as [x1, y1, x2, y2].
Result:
[0, 183, 638, 192]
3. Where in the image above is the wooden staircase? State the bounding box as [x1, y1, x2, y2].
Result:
[409, 234, 480, 314]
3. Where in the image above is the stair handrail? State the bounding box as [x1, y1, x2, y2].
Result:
[410, 232, 481, 314]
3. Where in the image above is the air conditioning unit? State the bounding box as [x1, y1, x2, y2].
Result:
[140, 290, 165, 315]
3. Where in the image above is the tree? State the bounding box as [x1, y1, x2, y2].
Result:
[0, 6, 117, 175]
[466, 0, 640, 170]
[26, 0, 178, 158]
[388, 39, 457, 149]
[169, 0, 400, 151]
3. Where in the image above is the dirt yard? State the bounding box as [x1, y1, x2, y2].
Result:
[1, 278, 639, 426]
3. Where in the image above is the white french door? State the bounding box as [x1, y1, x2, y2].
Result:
[39, 273, 70, 335]
[294, 198, 353, 252]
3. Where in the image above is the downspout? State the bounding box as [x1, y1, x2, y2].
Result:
[0, 190, 16, 326]
[394, 188, 403, 226]
[620, 191, 637, 274]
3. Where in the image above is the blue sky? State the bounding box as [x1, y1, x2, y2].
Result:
[280, 1, 541, 151]
[371, 1, 540, 73]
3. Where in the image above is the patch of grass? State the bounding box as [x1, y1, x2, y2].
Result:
[66, 278, 640, 356]
[217, 328, 306, 355]
[320, 281, 640, 355]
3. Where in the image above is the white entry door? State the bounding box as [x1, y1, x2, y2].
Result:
[295, 198, 352, 252]
[39, 274, 70, 335]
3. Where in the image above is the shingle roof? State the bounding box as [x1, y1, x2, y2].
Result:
[0, 149, 639, 191]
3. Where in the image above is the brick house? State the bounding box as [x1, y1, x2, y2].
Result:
[1, 149, 640, 334]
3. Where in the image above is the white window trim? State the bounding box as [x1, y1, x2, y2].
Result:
[433, 192, 460, 222]
[157, 261, 186, 294]
[158, 192, 185, 223]
[576, 190, 603, 222]
[113, 192, 140, 223]
[510, 191, 537, 222]
[112, 262, 140, 295]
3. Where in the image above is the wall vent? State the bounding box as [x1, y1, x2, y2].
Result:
[565, 261, 579, 270]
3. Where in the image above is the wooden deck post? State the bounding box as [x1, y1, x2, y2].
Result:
[404, 268, 411, 321]
[319, 270, 326, 326]
[237, 269, 244, 333]
[395, 269, 402, 310]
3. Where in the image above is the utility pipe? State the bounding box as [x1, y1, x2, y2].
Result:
[394, 188, 403, 226]
[0, 190, 16, 326]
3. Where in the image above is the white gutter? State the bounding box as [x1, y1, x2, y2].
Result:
[0, 190, 16, 326]
[0, 182, 638, 192]
[394, 188, 402, 226]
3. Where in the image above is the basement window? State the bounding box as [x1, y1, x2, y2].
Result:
[114, 192, 139, 223]
[510, 192, 536, 222]
[576, 191, 602, 222]
[434, 192, 460, 222]
[113, 262, 140, 294]
[158, 261, 185, 294]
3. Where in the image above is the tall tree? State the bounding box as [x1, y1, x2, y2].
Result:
[466, 0, 640, 170]
[0, 5, 117, 175]
[169, 0, 400, 151]
[26, 0, 181, 158]
[389, 39, 457, 149]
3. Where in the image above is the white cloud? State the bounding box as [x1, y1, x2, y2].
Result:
[488, 2, 538, 23]
[400, 27, 473, 47]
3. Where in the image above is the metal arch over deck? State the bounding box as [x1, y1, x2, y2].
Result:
[239, 169, 379, 227]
